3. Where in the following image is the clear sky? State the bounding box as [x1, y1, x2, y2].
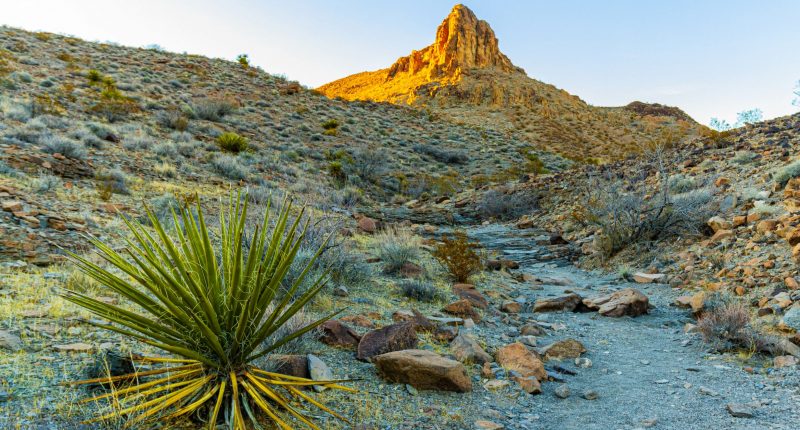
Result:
[3, 0, 799, 125]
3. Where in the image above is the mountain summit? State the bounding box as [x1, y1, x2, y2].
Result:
[319, 4, 700, 162]
[388, 4, 522, 80]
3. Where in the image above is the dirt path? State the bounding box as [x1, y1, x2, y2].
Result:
[467, 224, 800, 430]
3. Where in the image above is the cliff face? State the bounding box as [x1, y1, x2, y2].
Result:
[319, 4, 701, 162]
[386, 4, 522, 81]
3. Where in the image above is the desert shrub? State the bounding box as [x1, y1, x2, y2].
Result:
[40, 135, 86, 159]
[328, 161, 346, 185]
[732, 151, 757, 165]
[212, 154, 248, 180]
[668, 174, 698, 194]
[155, 109, 189, 131]
[0, 97, 32, 122]
[432, 230, 483, 282]
[216, 132, 248, 153]
[63, 191, 349, 429]
[697, 297, 772, 353]
[413, 144, 468, 164]
[322, 119, 339, 130]
[236, 53, 250, 67]
[95, 168, 129, 195]
[330, 186, 363, 208]
[773, 159, 800, 187]
[374, 227, 421, 275]
[89, 78, 138, 122]
[584, 153, 718, 257]
[32, 173, 61, 193]
[123, 135, 153, 151]
[153, 141, 178, 157]
[399, 280, 439, 302]
[86, 122, 116, 140]
[0, 160, 21, 177]
[191, 97, 236, 121]
[478, 189, 539, 221]
[153, 161, 177, 178]
[350, 147, 386, 183]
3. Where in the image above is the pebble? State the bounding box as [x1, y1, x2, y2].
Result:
[581, 389, 598, 400]
[554, 385, 571, 399]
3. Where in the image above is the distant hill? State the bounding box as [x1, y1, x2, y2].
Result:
[319, 4, 702, 162]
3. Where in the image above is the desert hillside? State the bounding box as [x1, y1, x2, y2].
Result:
[0, 4, 799, 430]
[320, 4, 704, 162]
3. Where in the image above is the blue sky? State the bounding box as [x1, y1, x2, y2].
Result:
[3, 0, 799, 124]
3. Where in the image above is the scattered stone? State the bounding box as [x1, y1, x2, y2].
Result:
[53, 343, 93, 352]
[307, 354, 333, 392]
[373, 349, 472, 392]
[533, 293, 583, 313]
[357, 322, 418, 361]
[632, 272, 665, 284]
[450, 333, 492, 364]
[500, 300, 522, 313]
[357, 216, 377, 233]
[319, 320, 361, 349]
[581, 389, 598, 400]
[341, 314, 377, 328]
[452, 283, 488, 309]
[773, 355, 798, 368]
[333, 286, 349, 297]
[443, 299, 482, 323]
[495, 342, 546, 381]
[474, 420, 504, 430]
[583, 288, 649, 317]
[0, 330, 22, 352]
[511, 375, 542, 394]
[520, 323, 547, 336]
[554, 384, 571, 399]
[781, 304, 800, 331]
[698, 386, 719, 397]
[1, 201, 23, 213]
[575, 357, 592, 368]
[272, 355, 309, 378]
[726, 403, 755, 418]
[707, 216, 732, 233]
[540, 339, 586, 360]
[484, 379, 510, 390]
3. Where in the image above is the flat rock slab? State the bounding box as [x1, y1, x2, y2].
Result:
[495, 342, 546, 381]
[373, 349, 472, 392]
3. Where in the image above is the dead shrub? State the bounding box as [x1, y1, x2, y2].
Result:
[432, 230, 483, 282]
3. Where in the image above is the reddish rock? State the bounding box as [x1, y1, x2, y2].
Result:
[357, 322, 418, 361]
[495, 342, 546, 381]
[583, 288, 649, 317]
[2, 201, 23, 212]
[341, 314, 377, 328]
[533, 293, 583, 313]
[373, 349, 472, 392]
[541, 339, 586, 360]
[319, 320, 361, 349]
[357, 216, 377, 234]
[452, 283, 488, 309]
[270, 354, 310, 379]
[500, 300, 522, 313]
[442, 299, 481, 323]
[398, 262, 424, 278]
[511, 375, 542, 394]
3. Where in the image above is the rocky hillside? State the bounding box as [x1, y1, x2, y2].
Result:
[0, 24, 565, 263]
[319, 4, 703, 162]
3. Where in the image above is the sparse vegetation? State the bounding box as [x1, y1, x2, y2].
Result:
[399, 280, 439, 302]
[374, 227, 421, 275]
[216, 131, 248, 153]
[478, 189, 539, 221]
[432, 230, 483, 282]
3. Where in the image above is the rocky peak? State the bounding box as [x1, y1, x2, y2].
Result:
[387, 4, 522, 80]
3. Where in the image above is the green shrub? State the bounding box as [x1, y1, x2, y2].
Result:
[236, 53, 250, 68]
[374, 227, 421, 275]
[63, 192, 350, 428]
[216, 132, 248, 153]
[774, 160, 800, 187]
[95, 168, 129, 195]
[399, 280, 439, 302]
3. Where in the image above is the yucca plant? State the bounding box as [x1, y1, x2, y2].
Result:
[63, 192, 352, 429]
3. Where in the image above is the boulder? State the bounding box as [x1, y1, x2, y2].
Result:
[0, 330, 22, 352]
[357, 216, 377, 233]
[442, 299, 481, 323]
[357, 322, 418, 361]
[373, 349, 472, 392]
[511, 375, 542, 394]
[533, 293, 583, 313]
[500, 300, 522, 313]
[450, 333, 492, 364]
[495, 342, 546, 381]
[583, 288, 649, 317]
[540, 339, 586, 360]
[319, 320, 361, 349]
[707, 216, 732, 233]
[452, 283, 488, 309]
